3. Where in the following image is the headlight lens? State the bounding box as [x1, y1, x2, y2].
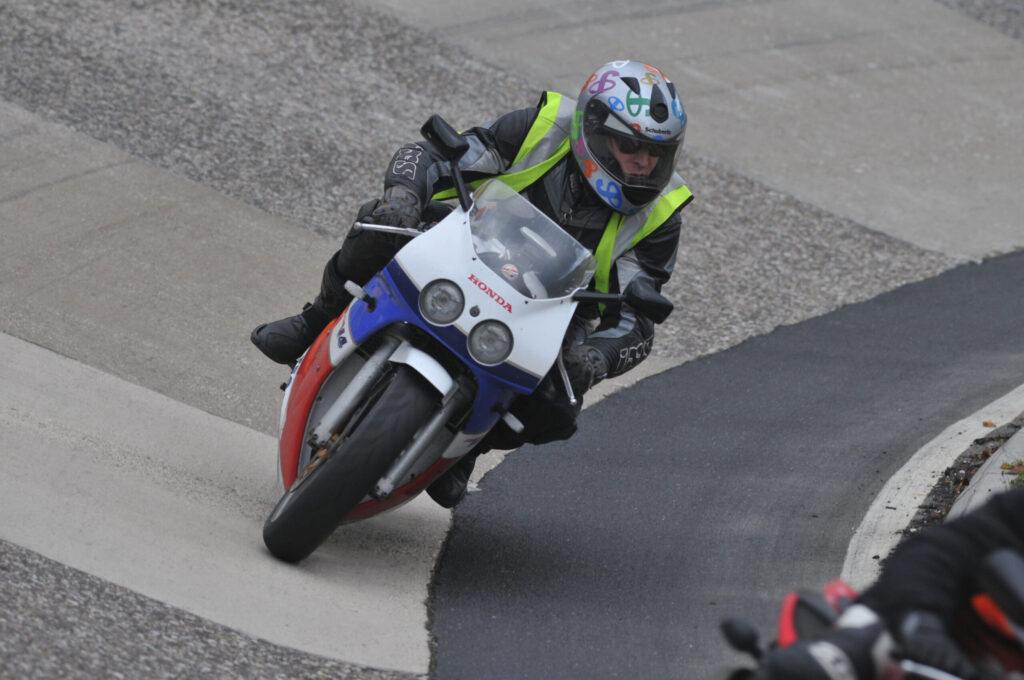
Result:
[419, 279, 464, 325]
[468, 321, 513, 365]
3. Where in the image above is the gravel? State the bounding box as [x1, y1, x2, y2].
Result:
[0, 0, 1020, 677]
[898, 412, 1024, 544]
[934, 0, 1024, 39]
[0, 540, 423, 680]
[0, 0, 535, 238]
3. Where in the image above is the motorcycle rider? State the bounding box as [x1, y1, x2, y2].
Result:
[252, 60, 693, 508]
[749, 486, 1024, 680]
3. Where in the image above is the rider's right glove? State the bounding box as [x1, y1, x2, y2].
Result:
[368, 185, 422, 229]
[896, 610, 1001, 680]
[755, 605, 892, 680]
[562, 344, 609, 397]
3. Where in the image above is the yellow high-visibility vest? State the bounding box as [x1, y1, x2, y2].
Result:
[434, 91, 693, 293]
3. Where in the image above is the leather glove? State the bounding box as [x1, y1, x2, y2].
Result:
[754, 639, 858, 680]
[754, 605, 893, 680]
[368, 185, 422, 229]
[754, 629, 882, 680]
[562, 344, 609, 397]
[896, 610, 1000, 680]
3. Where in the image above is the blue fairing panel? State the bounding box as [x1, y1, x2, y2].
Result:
[346, 262, 542, 433]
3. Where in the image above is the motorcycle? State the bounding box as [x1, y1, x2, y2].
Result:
[721, 549, 1024, 679]
[262, 115, 674, 563]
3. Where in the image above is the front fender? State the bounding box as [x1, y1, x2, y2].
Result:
[389, 342, 454, 396]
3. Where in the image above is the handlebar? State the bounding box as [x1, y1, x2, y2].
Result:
[574, 282, 674, 324]
[899, 659, 969, 680]
[571, 290, 623, 304]
[349, 221, 426, 238]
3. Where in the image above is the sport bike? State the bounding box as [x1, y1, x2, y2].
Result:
[262, 115, 673, 563]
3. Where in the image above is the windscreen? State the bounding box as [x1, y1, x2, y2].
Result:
[468, 179, 597, 300]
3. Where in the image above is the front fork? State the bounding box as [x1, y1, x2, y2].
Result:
[373, 375, 474, 499]
[305, 323, 478, 500]
[307, 332, 403, 448]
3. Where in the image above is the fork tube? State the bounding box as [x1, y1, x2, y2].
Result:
[373, 384, 472, 499]
[309, 334, 403, 446]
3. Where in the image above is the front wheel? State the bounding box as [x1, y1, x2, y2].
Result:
[263, 364, 438, 563]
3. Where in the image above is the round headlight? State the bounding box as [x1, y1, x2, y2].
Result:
[468, 321, 513, 365]
[419, 279, 464, 325]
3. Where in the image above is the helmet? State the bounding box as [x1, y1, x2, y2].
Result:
[571, 61, 687, 215]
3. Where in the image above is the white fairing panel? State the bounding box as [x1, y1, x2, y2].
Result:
[389, 342, 453, 395]
[395, 211, 581, 379]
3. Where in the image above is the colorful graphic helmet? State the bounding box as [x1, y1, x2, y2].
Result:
[571, 61, 687, 215]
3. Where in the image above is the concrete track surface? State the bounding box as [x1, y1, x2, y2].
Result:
[0, 0, 1021, 678]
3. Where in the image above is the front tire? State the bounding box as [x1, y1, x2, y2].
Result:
[263, 364, 437, 563]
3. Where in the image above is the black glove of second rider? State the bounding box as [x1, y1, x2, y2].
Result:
[896, 610, 1001, 680]
[368, 185, 422, 229]
[754, 605, 894, 680]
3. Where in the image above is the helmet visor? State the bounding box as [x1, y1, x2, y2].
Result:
[587, 126, 681, 204]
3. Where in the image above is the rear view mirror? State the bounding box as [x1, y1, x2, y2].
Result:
[420, 114, 469, 164]
[420, 114, 472, 211]
[623, 279, 674, 324]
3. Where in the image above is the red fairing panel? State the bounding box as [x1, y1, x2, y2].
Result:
[777, 591, 801, 648]
[279, 317, 340, 490]
[341, 456, 457, 524]
[822, 579, 858, 613]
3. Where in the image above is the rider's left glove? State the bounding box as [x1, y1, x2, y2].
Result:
[562, 344, 609, 397]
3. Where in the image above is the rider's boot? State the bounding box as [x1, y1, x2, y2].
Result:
[251, 252, 352, 365]
[250, 300, 332, 365]
[426, 451, 481, 509]
[252, 205, 411, 365]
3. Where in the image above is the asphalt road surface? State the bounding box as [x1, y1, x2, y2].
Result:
[433, 251, 1024, 680]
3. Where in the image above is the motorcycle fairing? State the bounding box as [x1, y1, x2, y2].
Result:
[960, 594, 1024, 672]
[345, 262, 535, 435]
[393, 206, 584, 379]
[276, 180, 591, 501]
[278, 313, 343, 489]
[777, 579, 856, 648]
[327, 300, 356, 367]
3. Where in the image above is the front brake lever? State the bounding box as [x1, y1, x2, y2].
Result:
[556, 352, 577, 407]
[350, 221, 424, 238]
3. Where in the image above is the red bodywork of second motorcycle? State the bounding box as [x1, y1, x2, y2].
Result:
[776, 579, 1024, 674]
